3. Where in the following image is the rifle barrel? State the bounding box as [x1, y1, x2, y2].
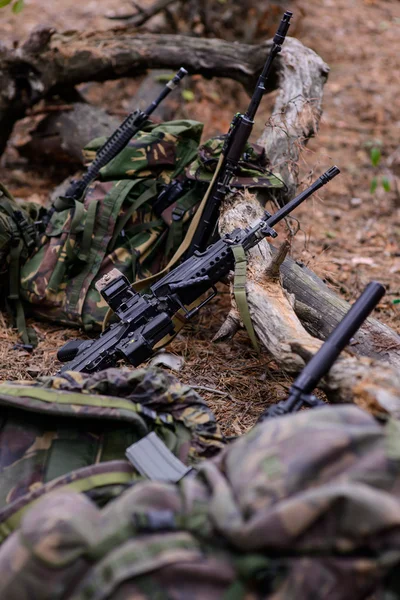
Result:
[267, 166, 340, 228]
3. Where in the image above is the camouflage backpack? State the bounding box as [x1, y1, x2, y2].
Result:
[19, 121, 284, 332]
[1, 404, 400, 599]
[19, 120, 205, 331]
[0, 366, 224, 544]
[0, 183, 42, 348]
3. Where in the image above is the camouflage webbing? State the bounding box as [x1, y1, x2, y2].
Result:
[232, 244, 260, 353]
[129, 153, 225, 293]
[0, 185, 38, 347]
[0, 367, 224, 543]
[1, 405, 400, 598]
[102, 153, 225, 333]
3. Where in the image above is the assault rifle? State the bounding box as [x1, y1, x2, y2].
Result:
[258, 280, 386, 422]
[46, 68, 188, 219]
[184, 10, 293, 258]
[57, 165, 339, 374]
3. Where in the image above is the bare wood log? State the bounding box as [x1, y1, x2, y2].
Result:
[0, 29, 325, 155]
[274, 249, 400, 367]
[257, 40, 329, 202]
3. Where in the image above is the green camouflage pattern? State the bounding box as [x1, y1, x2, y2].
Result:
[186, 135, 285, 188]
[0, 367, 224, 543]
[85, 119, 204, 183]
[0, 405, 400, 599]
[0, 183, 39, 280]
[20, 120, 205, 330]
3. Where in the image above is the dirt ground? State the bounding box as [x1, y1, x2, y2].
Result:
[0, 0, 399, 434]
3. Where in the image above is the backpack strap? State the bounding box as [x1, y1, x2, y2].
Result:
[0, 460, 137, 544]
[0, 191, 38, 348]
[131, 153, 225, 292]
[232, 245, 260, 353]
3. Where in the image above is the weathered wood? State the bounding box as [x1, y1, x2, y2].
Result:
[257, 40, 329, 202]
[272, 247, 400, 367]
[216, 191, 400, 409]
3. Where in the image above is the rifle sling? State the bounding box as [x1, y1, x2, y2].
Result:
[101, 153, 225, 332]
[232, 244, 260, 353]
[130, 152, 225, 293]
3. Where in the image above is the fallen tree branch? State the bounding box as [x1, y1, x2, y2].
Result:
[0, 28, 327, 156]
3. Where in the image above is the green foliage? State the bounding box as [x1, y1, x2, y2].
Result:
[0, 0, 24, 11]
[181, 89, 195, 102]
[370, 177, 378, 194]
[367, 142, 391, 195]
[382, 176, 391, 192]
[370, 147, 381, 167]
[12, 0, 24, 13]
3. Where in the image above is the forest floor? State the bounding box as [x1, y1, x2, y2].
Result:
[0, 0, 399, 434]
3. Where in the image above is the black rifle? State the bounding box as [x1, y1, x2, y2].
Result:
[184, 10, 292, 258]
[257, 281, 386, 422]
[57, 166, 339, 374]
[46, 68, 188, 220]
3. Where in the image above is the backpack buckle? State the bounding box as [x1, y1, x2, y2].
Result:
[12, 210, 37, 249]
[171, 206, 186, 222]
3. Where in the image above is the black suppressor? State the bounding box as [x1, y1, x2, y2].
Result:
[259, 281, 386, 420]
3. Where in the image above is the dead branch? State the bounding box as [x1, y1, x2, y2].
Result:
[107, 0, 179, 26]
[0, 28, 326, 156]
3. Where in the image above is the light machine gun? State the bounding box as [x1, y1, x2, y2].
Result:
[258, 280, 386, 422]
[57, 166, 339, 374]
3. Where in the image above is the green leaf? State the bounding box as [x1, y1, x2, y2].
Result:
[370, 147, 381, 167]
[382, 176, 391, 192]
[12, 0, 24, 13]
[325, 231, 336, 239]
[155, 74, 173, 83]
[393, 299, 400, 305]
[181, 89, 195, 102]
[370, 177, 378, 194]
[0, 0, 13, 8]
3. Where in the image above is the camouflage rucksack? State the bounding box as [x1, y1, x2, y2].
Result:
[0, 366, 224, 544]
[1, 404, 400, 599]
[19, 120, 206, 331]
[0, 183, 42, 347]
[19, 121, 284, 331]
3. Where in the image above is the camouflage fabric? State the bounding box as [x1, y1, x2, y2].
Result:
[186, 135, 285, 188]
[0, 183, 41, 345]
[0, 366, 224, 543]
[20, 120, 205, 330]
[1, 404, 400, 599]
[0, 183, 39, 283]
